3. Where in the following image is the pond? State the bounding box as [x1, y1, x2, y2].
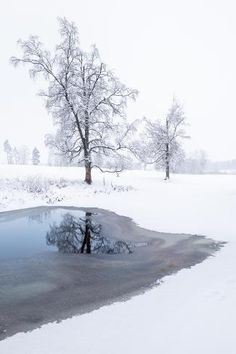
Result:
[0, 208, 132, 260]
[0, 207, 222, 340]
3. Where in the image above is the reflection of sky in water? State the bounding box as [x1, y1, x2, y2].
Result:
[0, 209, 84, 261]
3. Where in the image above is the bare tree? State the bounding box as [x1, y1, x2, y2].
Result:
[3, 140, 13, 164]
[176, 149, 208, 174]
[12, 147, 20, 164]
[18, 145, 30, 165]
[11, 18, 137, 184]
[133, 99, 188, 179]
[32, 147, 40, 165]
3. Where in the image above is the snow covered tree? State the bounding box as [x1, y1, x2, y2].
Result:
[11, 18, 137, 184]
[176, 150, 208, 174]
[133, 99, 188, 179]
[18, 145, 30, 165]
[32, 147, 40, 165]
[3, 140, 13, 164]
[12, 147, 20, 164]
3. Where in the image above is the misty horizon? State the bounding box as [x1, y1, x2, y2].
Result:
[1, 0, 236, 163]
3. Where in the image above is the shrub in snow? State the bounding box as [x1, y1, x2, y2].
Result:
[22, 176, 50, 194]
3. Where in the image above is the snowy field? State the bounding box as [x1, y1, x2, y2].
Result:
[0, 164, 235, 354]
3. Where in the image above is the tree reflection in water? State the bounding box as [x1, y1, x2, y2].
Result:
[46, 212, 133, 254]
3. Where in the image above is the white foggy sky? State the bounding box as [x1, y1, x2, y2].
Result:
[1, 0, 236, 162]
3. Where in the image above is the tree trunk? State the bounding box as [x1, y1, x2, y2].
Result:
[85, 212, 91, 254]
[165, 143, 170, 180]
[84, 162, 92, 184]
[81, 229, 91, 253]
[85, 229, 91, 254]
[81, 212, 92, 253]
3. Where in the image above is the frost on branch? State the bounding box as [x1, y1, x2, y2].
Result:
[11, 17, 138, 184]
[131, 98, 189, 179]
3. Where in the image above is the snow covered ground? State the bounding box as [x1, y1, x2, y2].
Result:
[0, 164, 235, 354]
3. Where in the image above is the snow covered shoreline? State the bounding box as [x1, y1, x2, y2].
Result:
[0, 165, 235, 354]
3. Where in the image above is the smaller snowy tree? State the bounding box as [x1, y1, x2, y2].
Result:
[3, 140, 13, 164]
[133, 99, 188, 179]
[32, 147, 40, 165]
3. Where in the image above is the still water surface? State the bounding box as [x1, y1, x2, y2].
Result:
[0, 208, 131, 260]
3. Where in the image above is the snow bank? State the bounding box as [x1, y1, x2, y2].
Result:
[0, 165, 133, 210]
